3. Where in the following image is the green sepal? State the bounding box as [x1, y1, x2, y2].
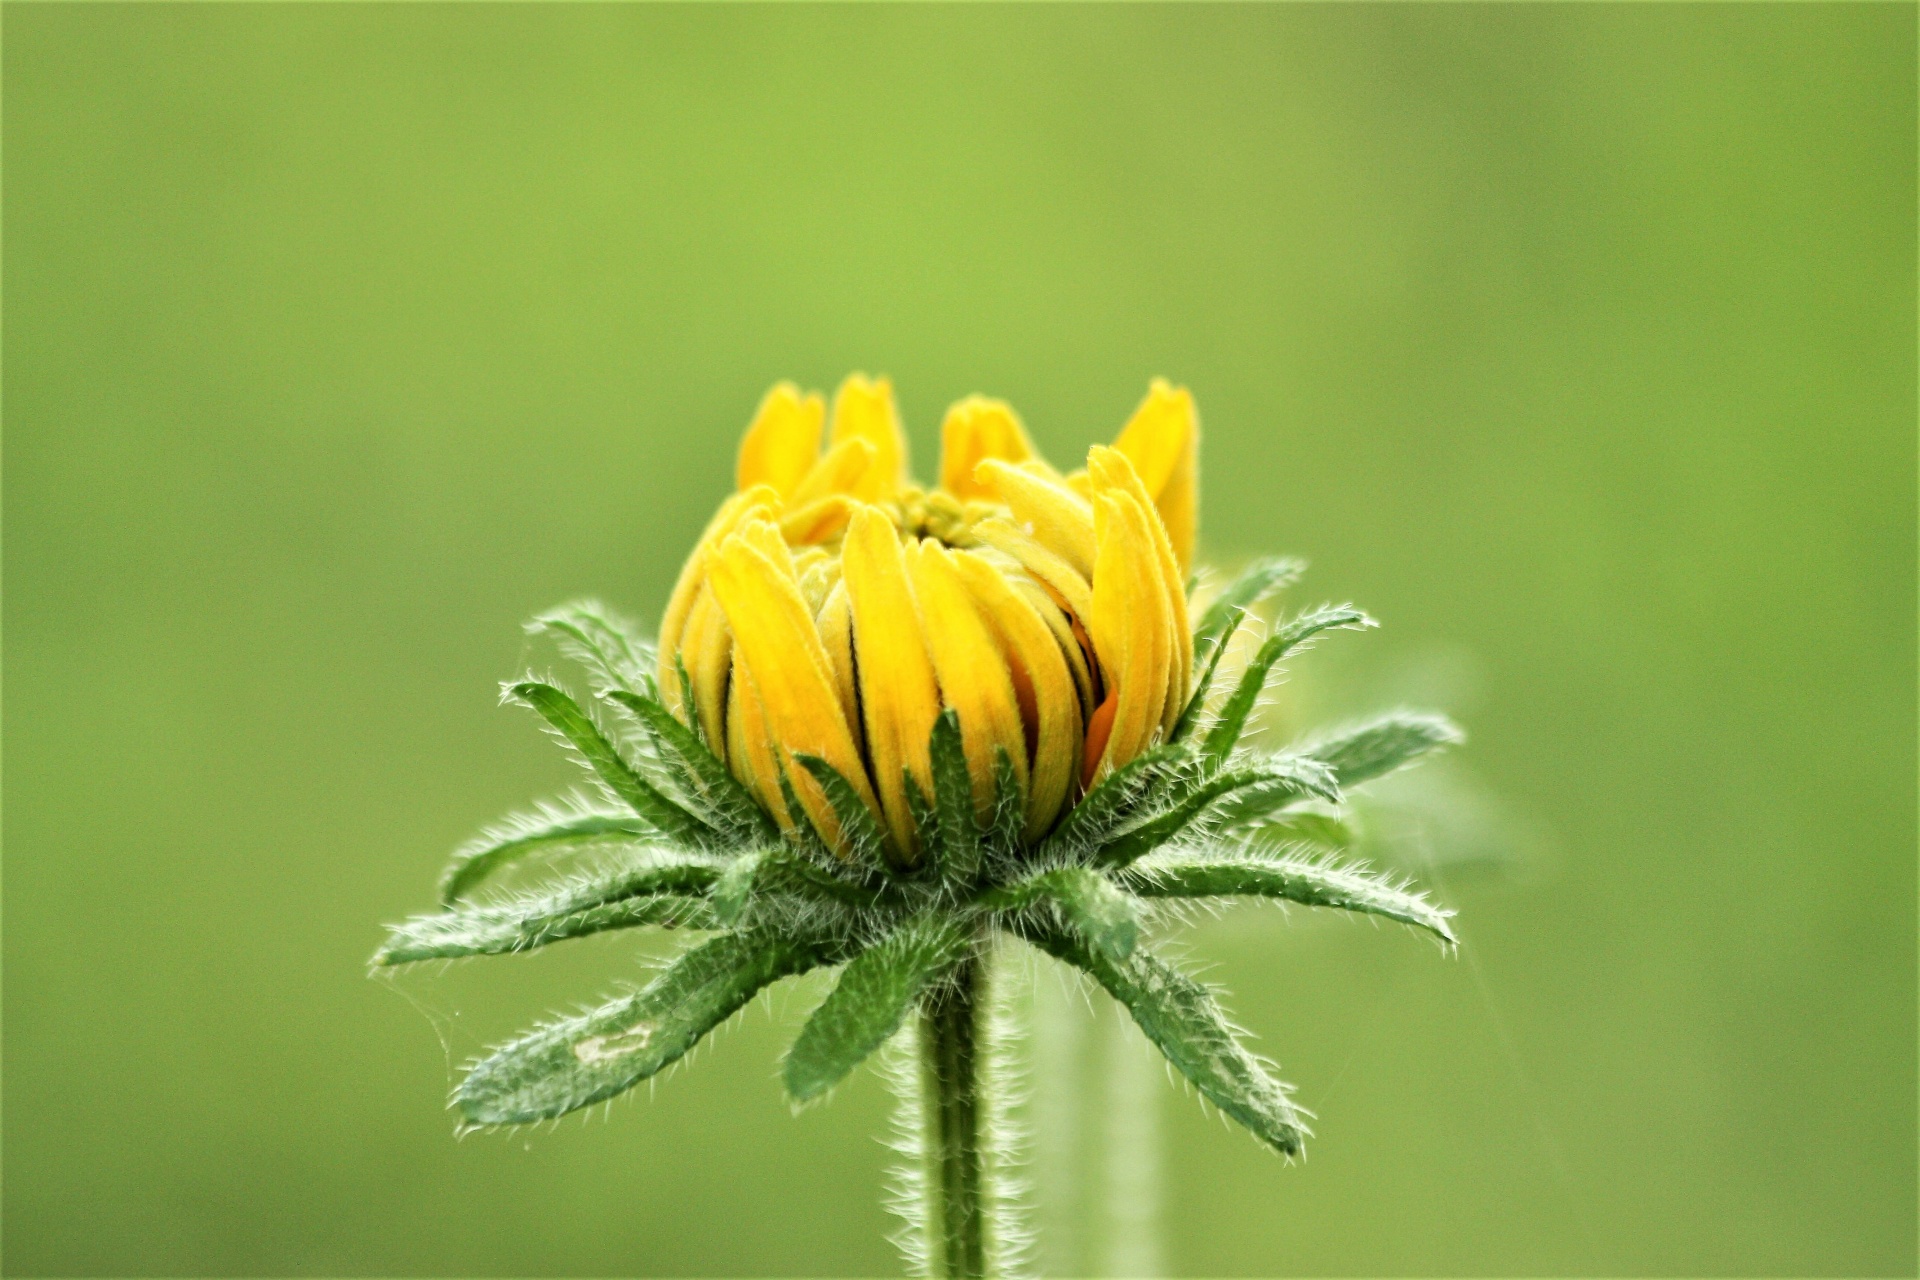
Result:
[1120, 854, 1456, 944]
[985, 748, 1025, 860]
[783, 913, 974, 1103]
[1017, 920, 1309, 1156]
[709, 850, 767, 926]
[1189, 557, 1306, 675]
[1092, 755, 1339, 869]
[980, 865, 1139, 965]
[1043, 743, 1196, 857]
[456, 930, 830, 1126]
[606, 688, 776, 843]
[1201, 605, 1375, 768]
[792, 753, 892, 868]
[438, 806, 652, 906]
[528, 600, 657, 698]
[1307, 713, 1463, 787]
[922, 711, 980, 884]
[377, 862, 721, 965]
[508, 681, 715, 848]
[1171, 605, 1245, 743]
[1254, 809, 1356, 850]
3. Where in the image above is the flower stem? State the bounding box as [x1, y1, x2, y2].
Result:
[921, 940, 989, 1278]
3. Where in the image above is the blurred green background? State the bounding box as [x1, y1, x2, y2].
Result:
[4, 4, 1913, 1276]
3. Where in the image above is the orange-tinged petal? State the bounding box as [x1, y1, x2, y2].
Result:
[830, 374, 909, 501]
[949, 548, 1083, 837]
[727, 664, 792, 832]
[906, 541, 1029, 818]
[841, 507, 941, 859]
[658, 485, 779, 715]
[1010, 574, 1097, 717]
[1112, 379, 1199, 573]
[1088, 445, 1191, 734]
[975, 458, 1097, 578]
[1088, 491, 1172, 780]
[736, 382, 825, 499]
[706, 531, 877, 855]
[939, 397, 1036, 501]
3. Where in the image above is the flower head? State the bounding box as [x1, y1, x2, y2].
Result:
[658, 375, 1201, 862]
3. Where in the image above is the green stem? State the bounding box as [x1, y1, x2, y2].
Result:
[921, 940, 989, 1278]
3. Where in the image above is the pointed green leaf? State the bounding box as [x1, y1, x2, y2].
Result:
[783, 913, 974, 1102]
[924, 711, 980, 882]
[1308, 713, 1464, 787]
[1120, 855, 1456, 944]
[1018, 921, 1308, 1156]
[985, 747, 1025, 860]
[1201, 606, 1375, 768]
[508, 681, 715, 848]
[980, 865, 1139, 964]
[529, 600, 657, 697]
[1171, 605, 1245, 743]
[1190, 558, 1306, 675]
[456, 930, 828, 1126]
[1093, 755, 1339, 869]
[709, 850, 767, 926]
[606, 689, 776, 842]
[438, 802, 652, 905]
[1043, 743, 1196, 857]
[792, 753, 891, 867]
[380, 861, 723, 965]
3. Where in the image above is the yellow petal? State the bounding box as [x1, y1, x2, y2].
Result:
[841, 507, 941, 858]
[780, 494, 855, 545]
[1112, 379, 1199, 573]
[905, 541, 1029, 818]
[727, 664, 792, 832]
[939, 397, 1036, 501]
[830, 374, 910, 501]
[787, 437, 878, 508]
[949, 549, 1083, 838]
[1088, 491, 1172, 780]
[1010, 574, 1097, 718]
[736, 382, 825, 499]
[706, 530, 878, 855]
[658, 485, 779, 716]
[1088, 445, 1191, 735]
[816, 582, 864, 756]
[969, 517, 1095, 630]
[975, 458, 1097, 578]
[681, 584, 731, 750]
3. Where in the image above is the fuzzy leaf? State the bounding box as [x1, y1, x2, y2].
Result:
[1043, 743, 1196, 857]
[709, 850, 767, 926]
[1307, 713, 1464, 787]
[456, 930, 827, 1126]
[607, 688, 775, 842]
[438, 805, 651, 906]
[981, 865, 1139, 964]
[1093, 755, 1339, 868]
[1121, 855, 1456, 944]
[1201, 605, 1375, 768]
[378, 870, 718, 965]
[925, 710, 981, 883]
[985, 747, 1025, 859]
[529, 600, 656, 697]
[508, 681, 715, 848]
[783, 913, 974, 1102]
[1189, 557, 1306, 675]
[1172, 605, 1244, 743]
[1019, 921, 1308, 1156]
[792, 754, 891, 867]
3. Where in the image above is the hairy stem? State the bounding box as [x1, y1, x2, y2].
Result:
[921, 938, 990, 1278]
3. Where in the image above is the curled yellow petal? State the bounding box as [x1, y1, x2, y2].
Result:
[680, 584, 731, 749]
[816, 582, 863, 757]
[1112, 379, 1199, 573]
[841, 506, 941, 858]
[949, 548, 1083, 837]
[1088, 490, 1172, 780]
[658, 485, 779, 715]
[706, 530, 877, 855]
[736, 382, 825, 499]
[1088, 445, 1191, 734]
[727, 665, 792, 832]
[788, 437, 879, 508]
[906, 541, 1029, 818]
[975, 458, 1097, 578]
[940, 397, 1035, 501]
[780, 494, 855, 545]
[969, 517, 1095, 629]
[830, 374, 909, 502]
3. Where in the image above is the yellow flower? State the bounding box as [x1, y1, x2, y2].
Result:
[661, 374, 1200, 862]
